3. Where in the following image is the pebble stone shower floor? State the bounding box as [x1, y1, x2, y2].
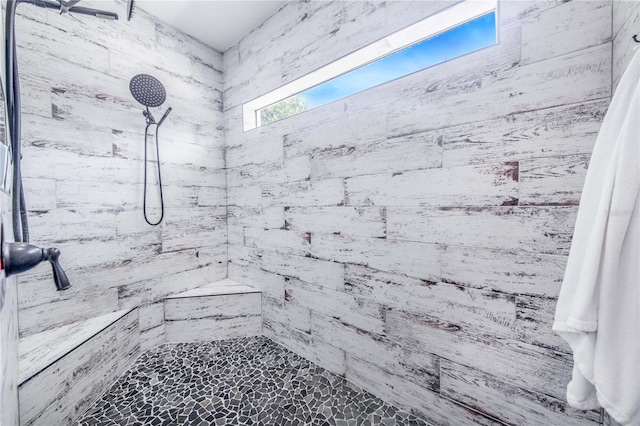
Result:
[76, 336, 430, 426]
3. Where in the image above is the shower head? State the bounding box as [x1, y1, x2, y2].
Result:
[129, 74, 166, 108]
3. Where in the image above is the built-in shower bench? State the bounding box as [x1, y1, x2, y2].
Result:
[164, 278, 262, 342]
[17, 279, 262, 425]
[18, 308, 139, 426]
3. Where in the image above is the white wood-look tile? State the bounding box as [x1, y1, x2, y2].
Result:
[167, 279, 259, 299]
[440, 360, 600, 425]
[19, 309, 132, 384]
[165, 316, 261, 343]
[19, 310, 139, 426]
[16, 0, 226, 339]
[164, 293, 261, 321]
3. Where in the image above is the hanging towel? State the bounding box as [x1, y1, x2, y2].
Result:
[553, 50, 639, 425]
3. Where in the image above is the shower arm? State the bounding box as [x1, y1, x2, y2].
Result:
[19, 0, 119, 20]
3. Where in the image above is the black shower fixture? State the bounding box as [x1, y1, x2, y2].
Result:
[130, 74, 171, 123]
[127, 0, 136, 21]
[18, 0, 118, 19]
[3, 243, 71, 291]
[3, 0, 119, 294]
[5, 0, 120, 245]
[129, 74, 172, 226]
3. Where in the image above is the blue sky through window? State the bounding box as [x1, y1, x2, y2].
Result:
[300, 12, 496, 108]
[259, 11, 496, 125]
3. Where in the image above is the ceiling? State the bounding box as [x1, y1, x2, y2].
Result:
[137, 0, 287, 52]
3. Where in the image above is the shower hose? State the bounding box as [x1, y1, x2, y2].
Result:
[5, 0, 30, 243]
[143, 123, 164, 226]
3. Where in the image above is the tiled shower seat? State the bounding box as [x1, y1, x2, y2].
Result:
[18, 309, 139, 426]
[164, 279, 262, 342]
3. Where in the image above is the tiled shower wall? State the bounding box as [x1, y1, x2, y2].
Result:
[14, 0, 227, 342]
[1, 7, 20, 425]
[224, 1, 612, 425]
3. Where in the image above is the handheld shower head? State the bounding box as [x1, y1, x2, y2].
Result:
[158, 107, 172, 127]
[129, 74, 166, 108]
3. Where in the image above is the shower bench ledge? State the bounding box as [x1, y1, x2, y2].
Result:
[17, 308, 139, 426]
[164, 278, 263, 343]
[18, 307, 136, 386]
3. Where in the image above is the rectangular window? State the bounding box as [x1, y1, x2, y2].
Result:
[243, 0, 498, 131]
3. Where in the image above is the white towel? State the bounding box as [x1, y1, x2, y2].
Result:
[553, 50, 639, 425]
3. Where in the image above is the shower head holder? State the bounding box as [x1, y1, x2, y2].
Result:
[58, 0, 81, 14]
[143, 107, 156, 125]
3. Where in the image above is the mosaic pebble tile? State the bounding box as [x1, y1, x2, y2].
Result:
[75, 336, 430, 426]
